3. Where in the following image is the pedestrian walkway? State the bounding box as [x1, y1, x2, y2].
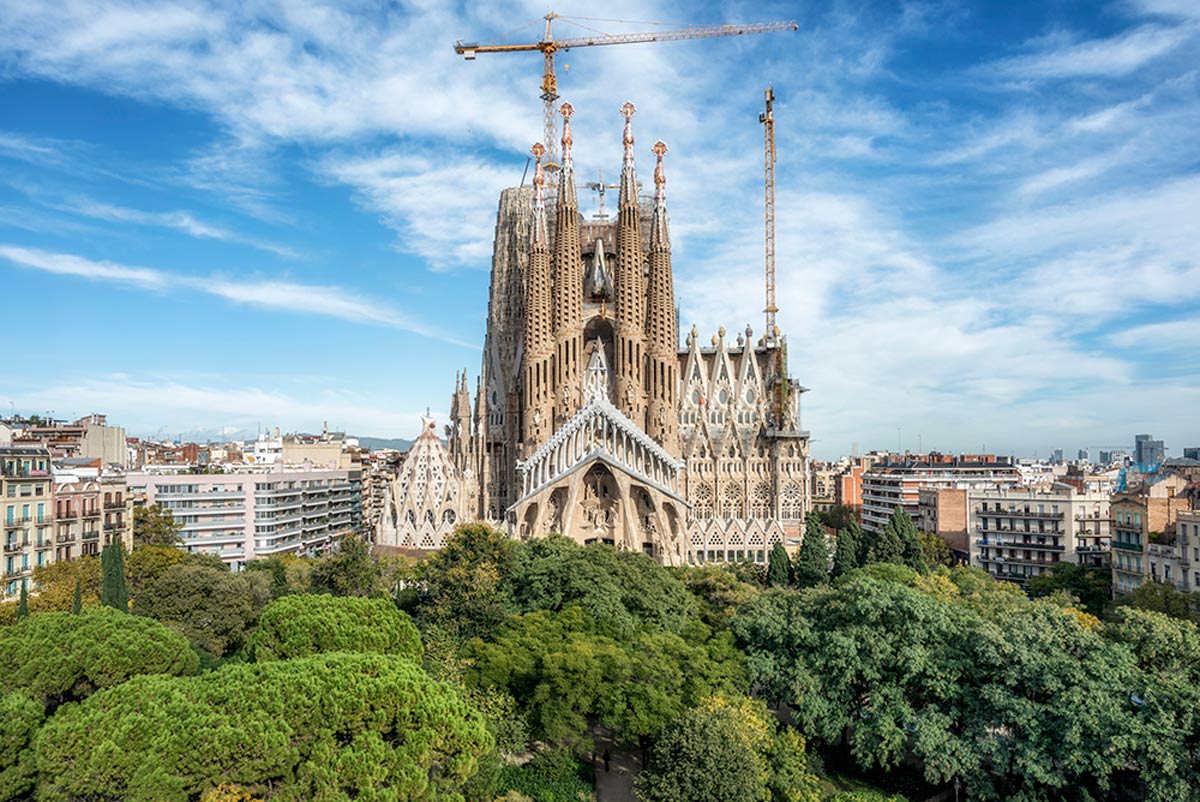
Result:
[590, 730, 641, 802]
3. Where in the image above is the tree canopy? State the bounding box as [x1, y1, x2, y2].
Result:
[35, 652, 492, 802]
[248, 594, 422, 662]
[636, 696, 820, 802]
[731, 568, 1193, 802]
[0, 607, 196, 711]
[132, 504, 183, 546]
[793, 520, 829, 588]
[131, 563, 271, 657]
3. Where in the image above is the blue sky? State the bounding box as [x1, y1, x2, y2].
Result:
[0, 0, 1197, 459]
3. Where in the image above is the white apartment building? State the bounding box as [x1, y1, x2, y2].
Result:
[969, 483, 1110, 584]
[861, 455, 1021, 533]
[128, 467, 362, 570]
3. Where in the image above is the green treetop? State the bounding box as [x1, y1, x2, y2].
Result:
[793, 519, 829, 589]
[100, 543, 129, 612]
[132, 504, 183, 547]
[767, 542, 792, 587]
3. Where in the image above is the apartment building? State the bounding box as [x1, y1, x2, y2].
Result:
[52, 475, 133, 562]
[1111, 475, 1190, 594]
[6, 414, 128, 469]
[968, 483, 1110, 584]
[128, 467, 363, 570]
[917, 488, 969, 558]
[1, 446, 53, 597]
[810, 463, 839, 514]
[861, 453, 1021, 533]
[1152, 510, 1200, 593]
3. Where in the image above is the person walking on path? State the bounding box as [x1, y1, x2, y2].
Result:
[603, 750, 611, 772]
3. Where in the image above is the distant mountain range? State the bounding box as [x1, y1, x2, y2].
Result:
[355, 436, 415, 452]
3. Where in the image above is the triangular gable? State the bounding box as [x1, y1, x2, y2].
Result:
[512, 394, 687, 510]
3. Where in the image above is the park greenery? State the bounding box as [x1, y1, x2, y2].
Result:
[0, 508, 1198, 802]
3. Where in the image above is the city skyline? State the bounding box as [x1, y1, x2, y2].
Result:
[2, 0, 1198, 460]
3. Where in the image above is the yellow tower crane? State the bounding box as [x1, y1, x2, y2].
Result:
[454, 13, 798, 170]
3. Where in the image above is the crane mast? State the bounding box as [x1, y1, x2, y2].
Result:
[760, 86, 778, 340]
[455, 13, 798, 170]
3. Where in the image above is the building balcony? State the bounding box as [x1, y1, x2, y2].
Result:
[1, 469, 50, 480]
[3, 541, 25, 553]
[34, 540, 51, 550]
[1112, 540, 1142, 552]
[81, 531, 100, 541]
[55, 533, 77, 545]
[1009, 540, 1065, 551]
[977, 508, 1063, 520]
[181, 519, 246, 532]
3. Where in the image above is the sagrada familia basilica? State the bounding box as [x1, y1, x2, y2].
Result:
[379, 101, 811, 566]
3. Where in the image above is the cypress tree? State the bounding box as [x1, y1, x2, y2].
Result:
[793, 518, 830, 588]
[767, 542, 792, 587]
[831, 527, 860, 579]
[846, 517, 869, 566]
[870, 507, 907, 565]
[894, 508, 928, 572]
[101, 544, 129, 612]
[72, 575, 83, 615]
[16, 582, 28, 620]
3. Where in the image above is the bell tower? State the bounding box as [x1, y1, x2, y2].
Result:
[613, 101, 647, 426]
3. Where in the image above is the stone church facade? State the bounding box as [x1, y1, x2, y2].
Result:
[380, 101, 810, 565]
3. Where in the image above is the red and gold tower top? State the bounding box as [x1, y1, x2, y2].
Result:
[531, 142, 546, 206]
[620, 101, 636, 164]
[652, 140, 667, 203]
[560, 102, 575, 172]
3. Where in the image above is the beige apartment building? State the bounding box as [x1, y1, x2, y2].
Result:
[1111, 475, 1190, 594]
[969, 483, 1111, 585]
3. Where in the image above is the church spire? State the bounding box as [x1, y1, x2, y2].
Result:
[650, 139, 670, 251]
[551, 102, 584, 424]
[522, 142, 555, 454]
[531, 142, 548, 248]
[618, 101, 638, 211]
[645, 140, 678, 452]
[614, 101, 646, 424]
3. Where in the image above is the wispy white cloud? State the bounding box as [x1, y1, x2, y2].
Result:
[319, 151, 519, 269]
[1016, 148, 1133, 195]
[987, 23, 1195, 80]
[58, 197, 299, 257]
[1108, 317, 1200, 351]
[0, 131, 63, 163]
[0, 244, 167, 289]
[0, 243, 460, 343]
